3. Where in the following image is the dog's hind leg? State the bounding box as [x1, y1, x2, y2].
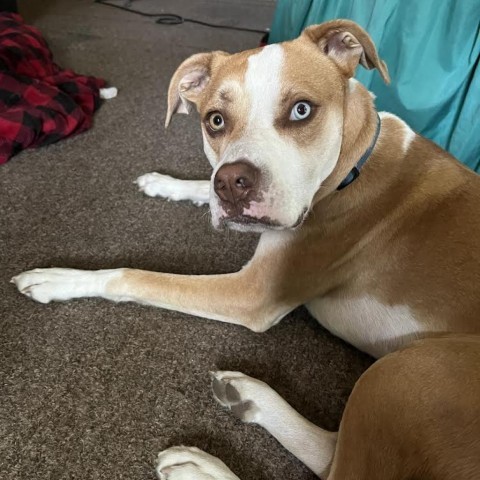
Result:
[212, 371, 337, 479]
[136, 172, 210, 206]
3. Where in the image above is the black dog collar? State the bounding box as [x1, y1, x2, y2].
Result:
[337, 114, 381, 191]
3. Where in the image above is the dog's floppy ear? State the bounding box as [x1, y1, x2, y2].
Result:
[165, 51, 227, 128]
[302, 19, 390, 84]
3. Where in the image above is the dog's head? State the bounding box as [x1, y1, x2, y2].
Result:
[166, 20, 389, 232]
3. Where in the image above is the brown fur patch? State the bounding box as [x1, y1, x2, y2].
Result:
[330, 335, 480, 479]
[274, 39, 345, 149]
[197, 50, 255, 158]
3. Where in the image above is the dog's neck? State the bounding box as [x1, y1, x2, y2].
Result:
[317, 79, 379, 199]
[304, 81, 398, 232]
[302, 80, 464, 237]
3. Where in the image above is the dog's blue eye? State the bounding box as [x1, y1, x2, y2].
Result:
[290, 102, 311, 121]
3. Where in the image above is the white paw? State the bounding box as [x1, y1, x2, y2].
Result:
[135, 172, 176, 199]
[11, 268, 114, 304]
[156, 446, 240, 480]
[211, 371, 274, 424]
[135, 173, 209, 206]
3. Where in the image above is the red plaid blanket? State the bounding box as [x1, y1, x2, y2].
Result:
[0, 13, 106, 164]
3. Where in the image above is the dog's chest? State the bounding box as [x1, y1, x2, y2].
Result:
[306, 295, 426, 358]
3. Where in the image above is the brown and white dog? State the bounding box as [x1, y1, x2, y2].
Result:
[12, 20, 480, 479]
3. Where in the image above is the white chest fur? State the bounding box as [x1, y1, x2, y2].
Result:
[306, 295, 426, 358]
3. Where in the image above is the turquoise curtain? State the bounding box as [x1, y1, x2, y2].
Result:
[269, 0, 480, 172]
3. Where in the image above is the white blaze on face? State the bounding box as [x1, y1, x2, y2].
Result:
[245, 44, 284, 128]
[242, 45, 307, 223]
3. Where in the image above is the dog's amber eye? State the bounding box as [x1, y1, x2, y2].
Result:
[290, 102, 311, 121]
[207, 112, 225, 131]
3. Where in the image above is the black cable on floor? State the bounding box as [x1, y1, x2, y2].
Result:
[94, 0, 269, 34]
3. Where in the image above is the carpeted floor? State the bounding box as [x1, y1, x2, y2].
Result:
[0, 1, 373, 479]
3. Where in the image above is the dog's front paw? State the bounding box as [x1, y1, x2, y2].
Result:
[11, 268, 110, 304]
[211, 371, 270, 423]
[135, 173, 209, 205]
[156, 446, 240, 480]
[135, 172, 178, 199]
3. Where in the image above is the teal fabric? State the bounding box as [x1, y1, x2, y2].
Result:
[269, 0, 480, 171]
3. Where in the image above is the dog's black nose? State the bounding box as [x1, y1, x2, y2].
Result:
[214, 161, 259, 205]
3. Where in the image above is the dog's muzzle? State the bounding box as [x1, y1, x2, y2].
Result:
[212, 159, 309, 231]
[213, 160, 261, 215]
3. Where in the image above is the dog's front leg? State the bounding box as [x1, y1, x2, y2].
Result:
[12, 259, 291, 332]
[156, 446, 241, 480]
[136, 173, 210, 206]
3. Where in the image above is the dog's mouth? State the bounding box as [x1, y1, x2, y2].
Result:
[220, 209, 308, 232]
[223, 214, 281, 229]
